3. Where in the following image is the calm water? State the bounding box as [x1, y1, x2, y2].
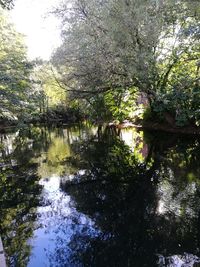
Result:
[1, 124, 200, 267]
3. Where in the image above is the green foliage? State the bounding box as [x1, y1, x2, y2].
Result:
[32, 63, 68, 109]
[28, 62, 84, 123]
[83, 88, 137, 122]
[104, 88, 137, 122]
[0, 8, 33, 121]
[52, 0, 200, 125]
[85, 95, 112, 122]
[1, 0, 199, 125]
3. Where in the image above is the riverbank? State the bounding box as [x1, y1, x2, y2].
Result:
[108, 121, 200, 135]
[1, 119, 200, 135]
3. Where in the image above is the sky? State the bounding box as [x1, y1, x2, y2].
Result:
[10, 0, 62, 60]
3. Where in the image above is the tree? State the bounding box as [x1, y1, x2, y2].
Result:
[0, 8, 33, 121]
[52, 0, 200, 125]
[32, 62, 68, 112]
[29, 61, 83, 123]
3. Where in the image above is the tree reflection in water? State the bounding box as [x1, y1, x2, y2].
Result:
[1, 125, 200, 266]
[59, 128, 200, 267]
[0, 128, 44, 266]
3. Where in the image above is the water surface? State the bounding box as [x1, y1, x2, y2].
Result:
[1, 124, 200, 267]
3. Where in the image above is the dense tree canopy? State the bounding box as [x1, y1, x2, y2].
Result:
[52, 0, 200, 125]
[0, 8, 33, 121]
[0, 0, 199, 126]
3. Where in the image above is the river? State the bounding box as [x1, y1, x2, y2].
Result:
[1, 124, 200, 267]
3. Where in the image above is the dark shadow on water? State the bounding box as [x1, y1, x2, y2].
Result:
[1, 125, 200, 266]
[60, 129, 200, 267]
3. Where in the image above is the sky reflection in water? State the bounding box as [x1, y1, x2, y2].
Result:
[1, 125, 200, 267]
[28, 176, 99, 267]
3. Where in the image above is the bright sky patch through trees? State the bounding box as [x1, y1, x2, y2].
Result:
[10, 0, 61, 59]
